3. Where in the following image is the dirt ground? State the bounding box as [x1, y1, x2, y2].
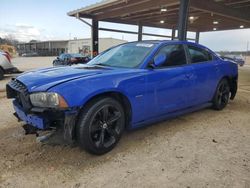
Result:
[0, 57, 250, 188]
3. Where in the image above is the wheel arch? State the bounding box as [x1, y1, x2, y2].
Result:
[217, 75, 237, 100]
[77, 90, 132, 130]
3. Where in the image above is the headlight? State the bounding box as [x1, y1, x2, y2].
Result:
[30, 92, 68, 108]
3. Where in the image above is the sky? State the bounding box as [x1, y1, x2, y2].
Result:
[0, 0, 250, 51]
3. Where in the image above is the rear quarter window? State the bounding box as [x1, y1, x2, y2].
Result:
[188, 45, 213, 64]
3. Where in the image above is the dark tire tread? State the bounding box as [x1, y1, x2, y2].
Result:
[76, 97, 125, 155]
[212, 78, 230, 110]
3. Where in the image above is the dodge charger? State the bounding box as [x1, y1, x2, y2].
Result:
[6, 41, 238, 155]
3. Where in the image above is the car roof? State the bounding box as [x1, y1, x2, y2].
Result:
[129, 40, 207, 48]
[146, 41, 219, 61]
[147, 40, 206, 47]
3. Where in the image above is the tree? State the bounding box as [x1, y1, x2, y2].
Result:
[0, 35, 19, 47]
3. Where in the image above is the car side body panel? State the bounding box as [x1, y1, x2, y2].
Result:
[48, 69, 148, 124]
[188, 60, 220, 105]
[144, 65, 196, 118]
[7, 40, 238, 131]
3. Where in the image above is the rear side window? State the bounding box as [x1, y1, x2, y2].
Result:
[154, 44, 187, 68]
[188, 45, 213, 63]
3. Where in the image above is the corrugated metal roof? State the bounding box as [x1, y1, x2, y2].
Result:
[68, 0, 250, 32]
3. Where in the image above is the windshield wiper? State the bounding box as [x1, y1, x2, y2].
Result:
[95, 63, 111, 67]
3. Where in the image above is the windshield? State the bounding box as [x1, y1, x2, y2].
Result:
[87, 42, 156, 68]
[71, 53, 84, 58]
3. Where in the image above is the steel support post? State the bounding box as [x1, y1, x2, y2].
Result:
[178, 0, 190, 41]
[171, 28, 176, 40]
[92, 19, 99, 57]
[195, 31, 200, 43]
[138, 24, 143, 41]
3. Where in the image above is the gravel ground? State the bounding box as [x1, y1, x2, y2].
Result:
[0, 57, 250, 188]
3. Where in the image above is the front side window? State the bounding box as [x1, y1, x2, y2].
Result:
[154, 44, 187, 68]
[65, 54, 71, 60]
[88, 42, 156, 68]
[188, 45, 213, 63]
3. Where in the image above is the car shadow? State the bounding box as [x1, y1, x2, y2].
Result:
[31, 107, 212, 162]
[0, 105, 219, 175]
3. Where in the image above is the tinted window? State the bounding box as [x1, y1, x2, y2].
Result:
[154, 44, 187, 68]
[188, 45, 213, 63]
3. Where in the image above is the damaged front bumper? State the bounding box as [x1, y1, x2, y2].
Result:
[13, 100, 47, 129]
[7, 79, 79, 142]
[12, 99, 79, 141]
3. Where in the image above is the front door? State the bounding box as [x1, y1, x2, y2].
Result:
[144, 44, 196, 118]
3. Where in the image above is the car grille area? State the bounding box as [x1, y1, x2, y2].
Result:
[6, 79, 32, 112]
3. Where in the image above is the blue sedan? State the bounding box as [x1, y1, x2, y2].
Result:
[6, 41, 238, 155]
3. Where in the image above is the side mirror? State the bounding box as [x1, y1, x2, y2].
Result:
[153, 53, 167, 68]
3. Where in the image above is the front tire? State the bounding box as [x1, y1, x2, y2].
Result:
[213, 79, 230, 110]
[76, 97, 125, 155]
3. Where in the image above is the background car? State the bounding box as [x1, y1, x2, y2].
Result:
[7, 41, 238, 155]
[53, 53, 90, 66]
[21, 52, 38, 57]
[219, 54, 245, 66]
[0, 50, 21, 80]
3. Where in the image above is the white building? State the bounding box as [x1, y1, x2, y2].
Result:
[17, 38, 127, 56]
[68, 38, 127, 56]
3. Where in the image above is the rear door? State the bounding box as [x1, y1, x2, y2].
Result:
[186, 45, 220, 105]
[145, 44, 196, 118]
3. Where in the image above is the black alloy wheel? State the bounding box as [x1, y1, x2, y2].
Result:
[76, 97, 125, 155]
[213, 79, 230, 110]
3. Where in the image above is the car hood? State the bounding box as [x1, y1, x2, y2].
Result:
[16, 65, 114, 92]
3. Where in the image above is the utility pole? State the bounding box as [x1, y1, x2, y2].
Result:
[247, 41, 249, 56]
[246, 41, 249, 62]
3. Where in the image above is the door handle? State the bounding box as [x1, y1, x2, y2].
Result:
[185, 74, 192, 79]
[215, 66, 220, 72]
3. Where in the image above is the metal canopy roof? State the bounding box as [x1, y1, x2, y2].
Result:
[68, 0, 250, 32]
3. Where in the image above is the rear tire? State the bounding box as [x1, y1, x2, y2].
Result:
[212, 79, 230, 110]
[76, 97, 125, 155]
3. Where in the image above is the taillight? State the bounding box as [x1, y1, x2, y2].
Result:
[3, 53, 11, 63]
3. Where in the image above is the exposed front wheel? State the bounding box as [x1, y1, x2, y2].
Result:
[213, 79, 230, 110]
[76, 97, 125, 155]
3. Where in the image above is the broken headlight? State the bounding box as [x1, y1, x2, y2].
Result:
[30, 92, 68, 108]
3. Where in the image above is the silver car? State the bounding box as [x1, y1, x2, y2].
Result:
[0, 51, 20, 80]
